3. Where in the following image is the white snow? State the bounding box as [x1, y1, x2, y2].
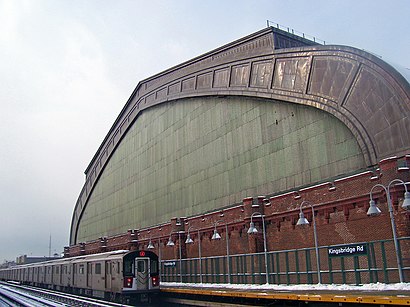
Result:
[162, 282, 410, 292]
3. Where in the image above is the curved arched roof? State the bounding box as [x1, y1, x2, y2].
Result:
[70, 27, 410, 245]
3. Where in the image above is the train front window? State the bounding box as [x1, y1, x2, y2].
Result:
[124, 259, 134, 276]
[150, 260, 158, 275]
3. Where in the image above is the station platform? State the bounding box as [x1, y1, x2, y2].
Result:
[161, 283, 410, 306]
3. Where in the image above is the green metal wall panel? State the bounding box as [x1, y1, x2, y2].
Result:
[77, 96, 365, 242]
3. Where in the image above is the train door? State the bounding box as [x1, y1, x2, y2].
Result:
[67, 264, 71, 287]
[87, 262, 92, 288]
[59, 265, 62, 285]
[105, 261, 112, 290]
[72, 263, 76, 285]
[135, 258, 149, 290]
[40, 267, 44, 284]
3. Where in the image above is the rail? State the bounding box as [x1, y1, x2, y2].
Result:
[161, 237, 410, 285]
[0, 283, 66, 306]
[0, 282, 134, 307]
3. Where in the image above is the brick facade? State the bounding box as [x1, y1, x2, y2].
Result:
[66, 156, 410, 278]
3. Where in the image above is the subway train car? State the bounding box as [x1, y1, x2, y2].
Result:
[0, 250, 160, 303]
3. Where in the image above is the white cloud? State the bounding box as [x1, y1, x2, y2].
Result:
[0, 2, 126, 259]
[0, 0, 25, 46]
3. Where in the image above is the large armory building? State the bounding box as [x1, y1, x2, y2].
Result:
[66, 27, 410, 283]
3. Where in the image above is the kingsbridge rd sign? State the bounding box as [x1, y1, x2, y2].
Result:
[328, 243, 368, 258]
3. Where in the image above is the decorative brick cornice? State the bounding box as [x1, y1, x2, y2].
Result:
[65, 157, 410, 258]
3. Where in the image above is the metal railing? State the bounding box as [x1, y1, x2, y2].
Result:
[266, 20, 327, 45]
[161, 237, 410, 285]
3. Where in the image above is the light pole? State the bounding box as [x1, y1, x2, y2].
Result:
[247, 212, 269, 284]
[212, 220, 231, 283]
[185, 226, 203, 283]
[147, 236, 162, 278]
[368, 179, 410, 283]
[166, 230, 183, 282]
[296, 200, 321, 284]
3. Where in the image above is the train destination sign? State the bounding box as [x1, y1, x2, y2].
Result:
[328, 243, 368, 258]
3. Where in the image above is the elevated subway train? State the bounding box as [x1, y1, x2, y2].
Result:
[0, 250, 160, 303]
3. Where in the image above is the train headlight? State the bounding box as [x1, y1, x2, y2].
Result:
[151, 276, 159, 287]
[124, 277, 133, 288]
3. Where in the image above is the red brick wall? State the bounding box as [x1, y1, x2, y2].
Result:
[66, 155, 410, 273]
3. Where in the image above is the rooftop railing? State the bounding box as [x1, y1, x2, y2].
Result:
[267, 20, 327, 45]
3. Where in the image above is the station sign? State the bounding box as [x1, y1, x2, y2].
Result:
[163, 261, 177, 267]
[328, 243, 368, 258]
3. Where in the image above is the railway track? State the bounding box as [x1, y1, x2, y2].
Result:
[0, 281, 136, 307]
[0, 283, 66, 306]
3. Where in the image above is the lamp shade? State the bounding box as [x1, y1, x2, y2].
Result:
[367, 199, 382, 216]
[185, 235, 194, 244]
[211, 229, 221, 240]
[166, 237, 175, 246]
[247, 222, 258, 234]
[147, 240, 154, 249]
[402, 192, 410, 210]
[296, 211, 309, 225]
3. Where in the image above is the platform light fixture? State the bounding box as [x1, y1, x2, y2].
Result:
[247, 212, 269, 284]
[368, 179, 410, 283]
[185, 226, 194, 244]
[185, 226, 203, 283]
[147, 231, 162, 263]
[166, 230, 183, 282]
[166, 234, 175, 246]
[211, 226, 222, 240]
[185, 234, 194, 244]
[211, 220, 231, 283]
[147, 239, 154, 249]
[296, 201, 321, 284]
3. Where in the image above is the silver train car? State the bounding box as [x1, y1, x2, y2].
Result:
[0, 250, 160, 303]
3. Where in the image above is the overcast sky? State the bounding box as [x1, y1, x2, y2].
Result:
[0, 0, 409, 262]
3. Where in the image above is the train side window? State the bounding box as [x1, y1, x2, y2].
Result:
[79, 264, 84, 274]
[56, 266, 59, 274]
[95, 263, 101, 274]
